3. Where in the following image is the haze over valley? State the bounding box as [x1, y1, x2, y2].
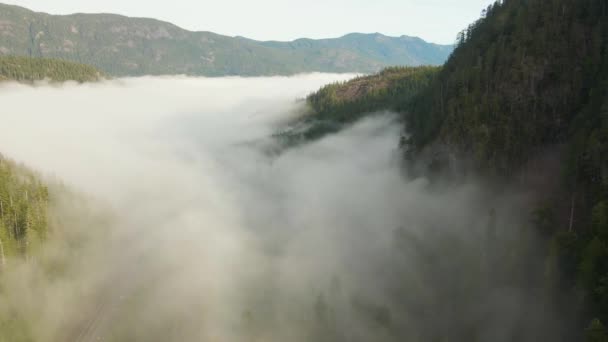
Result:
[0, 0, 607, 341]
[0, 75, 565, 342]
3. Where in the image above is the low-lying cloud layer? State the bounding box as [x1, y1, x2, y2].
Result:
[0, 75, 568, 341]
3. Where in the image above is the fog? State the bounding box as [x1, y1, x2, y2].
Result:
[0, 75, 569, 341]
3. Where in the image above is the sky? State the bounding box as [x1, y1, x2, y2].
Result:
[4, 0, 495, 44]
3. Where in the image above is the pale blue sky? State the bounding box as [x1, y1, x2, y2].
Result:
[4, 0, 495, 44]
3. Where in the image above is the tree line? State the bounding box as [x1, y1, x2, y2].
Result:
[0, 55, 103, 83]
[274, 66, 440, 148]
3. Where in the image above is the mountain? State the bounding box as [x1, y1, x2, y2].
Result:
[0, 3, 453, 77]
[275, 66, 439, 148]
[307, 66, 440, 118]
[0, 55, 102, 82]
[307, 0, 608, 338]
[254, 33, 452, 67]
[405, 1, 608, 336]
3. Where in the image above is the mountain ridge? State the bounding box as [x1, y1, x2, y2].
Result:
[0, 3, 453, 76]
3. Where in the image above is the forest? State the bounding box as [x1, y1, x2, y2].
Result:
[0, 0, 607, 339]
[0, 56, 100, 265]
[274, 66, 438, 147]
[0, 57, 102, 340]
[308, 66, 440, 122]
[0, 56, 103, 83]
[407, 1, 608, 339]
[303, 0, 608, 339]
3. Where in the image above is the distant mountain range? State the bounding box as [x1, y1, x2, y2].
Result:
[0, 3, 453, 76]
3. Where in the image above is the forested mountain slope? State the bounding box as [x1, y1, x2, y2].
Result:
[305, 0, 608, 337]
[308, 66, 440, 120]
[0, 55, 102, 82]
[405, 5, 608, 336]
[0, 3, 452, 76]
[405, 0, 607, 173]
[275, 66, 438, 146]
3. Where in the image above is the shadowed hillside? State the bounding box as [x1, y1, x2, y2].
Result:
[301, 0, 608, 338]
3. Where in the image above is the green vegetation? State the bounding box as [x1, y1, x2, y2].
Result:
[0, 54, 102, 342]
[0, 159, 48, 342]
[0, 157, 49, 263]
[404, 0, 608, 173]
[1, 0, 607, 338]
[405, 1, 608, 334]
[275, 66, 439, 146]
[308, 66, 440, 121]
[0, 156, 111, 342]
[0, 55, 102, 82]
[0, 3, 452, 76]
[308, 0, 608, 337]
[291, 0, 608, 337]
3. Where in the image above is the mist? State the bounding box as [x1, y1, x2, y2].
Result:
[0, 75, 569, 341]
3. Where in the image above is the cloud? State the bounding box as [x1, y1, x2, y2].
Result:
[0, 75, 568, 341]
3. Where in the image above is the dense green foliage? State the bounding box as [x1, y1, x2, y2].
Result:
[308, 66, 440, 121]
[1, 0, 607, 339]
[406, 0, 608, 329]
[399, 0, 608, 337]
[0, 158, 109, 342]
[290, 0, 608, 337]
[404, 0, 607, 172]
[0, 160, 47, 337]
[0, 3, 452, 76]
[275, 66, 439, 146]
[0, 55, 102, 82]
[0, 157, 49, 262]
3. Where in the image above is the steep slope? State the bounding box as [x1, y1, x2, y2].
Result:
[275, 66, 438, 146]
[304, 0, 608, 336]
[0, 3, 453, 76]
[307, 66, 440, 119]
[405, 0, 607, 174]
[404, 1, 608, 336]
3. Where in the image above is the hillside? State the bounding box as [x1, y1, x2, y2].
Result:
[274, 66, 439, 147]
[305, 0, 608, 337]
[405, 0, 607, 172]
[308, 66, 440, 119]
[0, 3, 452, 76]
[0, 55, 102, 82]
[403, 0, 608, 335]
